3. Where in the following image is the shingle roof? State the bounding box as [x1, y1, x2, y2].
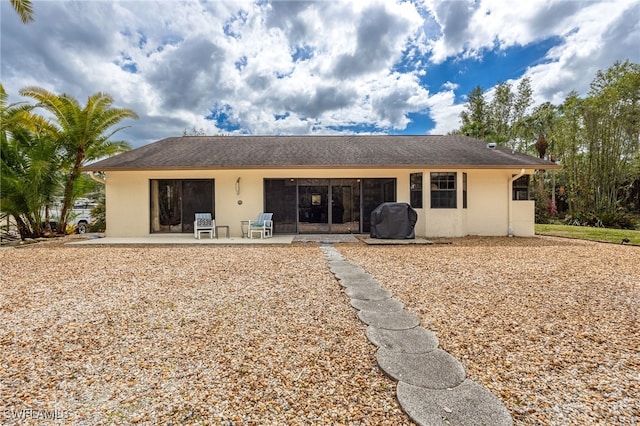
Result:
[84, 135, 559, 171]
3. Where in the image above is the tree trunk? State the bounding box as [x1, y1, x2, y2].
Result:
[43, 204, 52, 235]
[14, 214, 30, 240]
[56, 150, 84, 235]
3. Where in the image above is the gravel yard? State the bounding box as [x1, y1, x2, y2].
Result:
[1, 244, 409, 425]
[1, 236, 638, 425]
[338, 236, 639, 425]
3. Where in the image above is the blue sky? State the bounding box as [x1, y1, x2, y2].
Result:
[1, 0, 639, 148]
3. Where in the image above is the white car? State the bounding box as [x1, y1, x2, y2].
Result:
[69, 200, 98, 234]
[47, 198, 98, 234]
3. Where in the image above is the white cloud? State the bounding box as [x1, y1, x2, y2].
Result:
[1, 0, 638, 146]
[424, 89, 462, 135]
[412, 0, 640, 134]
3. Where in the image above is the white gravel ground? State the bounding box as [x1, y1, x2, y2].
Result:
[1, 236, 638, 425]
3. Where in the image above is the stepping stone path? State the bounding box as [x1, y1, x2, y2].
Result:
[321, 244, 513, 426]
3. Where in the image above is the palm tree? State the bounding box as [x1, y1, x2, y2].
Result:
[1, 84, 59, 238]
[10, 0, 34, 23]
[20, 87, 138, 234]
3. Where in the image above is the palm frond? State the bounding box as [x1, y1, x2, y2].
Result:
[10, 0, 34, 24]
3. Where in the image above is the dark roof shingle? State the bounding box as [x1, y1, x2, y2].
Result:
[84, 135, 559, 170]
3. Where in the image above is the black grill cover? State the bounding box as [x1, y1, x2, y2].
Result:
[370, 202, 417, 239]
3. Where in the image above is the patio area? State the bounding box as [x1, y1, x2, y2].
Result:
[70, 234, 362, 245]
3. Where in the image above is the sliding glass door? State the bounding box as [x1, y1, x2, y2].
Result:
[264, 179, 297, 234]
[298, 179, 330, 233]
[150, 179, 214, 233]
[263, 177, 396, 234]
[330, 179, 361, 233]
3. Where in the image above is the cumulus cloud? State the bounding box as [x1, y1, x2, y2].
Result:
[1, 0, 638, 146]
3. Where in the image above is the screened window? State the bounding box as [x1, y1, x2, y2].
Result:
[512, 175, 530, 200]
[430, 172, 457, 209]
[410, 173, 423, 208]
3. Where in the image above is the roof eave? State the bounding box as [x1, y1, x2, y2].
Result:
[83, 163, 561, 172]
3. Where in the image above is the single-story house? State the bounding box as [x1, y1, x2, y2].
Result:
[84, 135, 559, 238]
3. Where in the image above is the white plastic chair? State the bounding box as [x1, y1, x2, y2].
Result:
[194, 213, 215, 239]
[247, 213, 273, 239]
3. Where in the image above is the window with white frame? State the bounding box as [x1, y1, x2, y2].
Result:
[430, 172, 457, 208]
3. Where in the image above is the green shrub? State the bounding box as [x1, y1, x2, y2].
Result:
[564, 210, 637, 229]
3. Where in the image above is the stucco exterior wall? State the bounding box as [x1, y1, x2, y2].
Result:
[511, 200, 536, 237]
[102, 168, 536, 238]
[465, 170, 510, 236]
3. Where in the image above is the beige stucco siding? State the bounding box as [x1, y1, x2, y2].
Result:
[105, 172, 151, 236]
[465, 170, 510, 236]
[511, 200, 536, 237]
[102, 168, 536, 238]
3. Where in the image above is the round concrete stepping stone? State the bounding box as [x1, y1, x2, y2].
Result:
[350, 298, 404, 312]
[345, 286, 392, 301]
[324, 255, 345, 262]
[333, 270, 372, 281]
[366, 326, 439, 353]
[357, 309, 420, 330]
[329, 266, 367, 276]
[322, 250, 344, 259]
[325, 256, 344, 262]
[338, 277, 381, 289]
[328, 261, 361, 270]
[377, 348, 465, 389]
[397, 380, 513, 426]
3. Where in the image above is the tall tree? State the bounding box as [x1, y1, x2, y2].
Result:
[458, 78, 533, 152]
[459, 85, 489, 139]
[582, 60, 640, 214]
[0, 84, 59, 238]
[527, 102, 558, 159]
[553, 61, 640, 219]
[488, 81, 515, 146]
[19, 87, 138, 234]
[9, 0, 34, 23]
[554, 91, 585, 213]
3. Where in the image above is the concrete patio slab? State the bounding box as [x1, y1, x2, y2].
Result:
[397, 380, 513, 426]
[363, 238, 434, 245]
[365, 326, 439, 353]
[377, 348, 466, 389]
[294, 234, 359, 243]
[70, 234, 295, 245]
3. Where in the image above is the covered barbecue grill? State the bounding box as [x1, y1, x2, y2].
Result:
[369, 202, 417, 239]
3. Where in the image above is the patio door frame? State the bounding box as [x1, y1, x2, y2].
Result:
[149, 179, 215, 233]
[264, 177, 396, 234]
[297, 178, 361, 234]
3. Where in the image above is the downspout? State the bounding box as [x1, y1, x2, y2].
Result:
[508, 169, 525, 237]
[88, 171, 106, 184]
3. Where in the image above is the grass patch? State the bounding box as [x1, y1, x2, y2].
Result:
[535, 224, 640, 245]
